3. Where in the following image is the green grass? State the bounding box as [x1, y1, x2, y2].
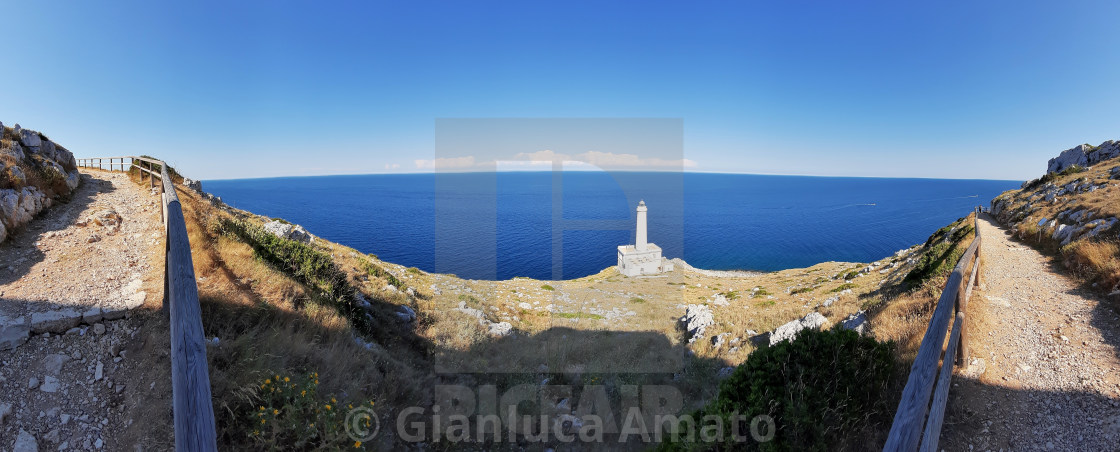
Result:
[540, 284, 555, 291]
[629, 297, 646, 304]
[790, 286, 815, 295]
[753, 287, 772, 297]
[830, 283, 857, 293]
[719, 290, 741, 300]
[406, 267, 423, 275]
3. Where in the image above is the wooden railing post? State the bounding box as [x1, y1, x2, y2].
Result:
[75, 156, 217, 450]
[885, 208, 984, 452]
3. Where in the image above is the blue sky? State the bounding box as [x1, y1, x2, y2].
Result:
[2, 1, 1119, 180]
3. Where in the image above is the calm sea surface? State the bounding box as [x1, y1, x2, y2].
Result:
[203, 172, 1019, 280]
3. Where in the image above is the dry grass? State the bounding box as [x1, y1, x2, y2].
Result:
[997, 157, 1120, 295]
[165, 180, 433, 449]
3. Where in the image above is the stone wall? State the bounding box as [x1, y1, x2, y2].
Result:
[0, 121, 82, 243]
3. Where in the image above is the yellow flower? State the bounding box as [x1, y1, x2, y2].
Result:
[273, 409, 279, 415]
[354, 441, 362, 448]
[264, 379, 271, 384]
[284, 377, 290, 382]
[301, 390, 307, 396]
[275, 374, 280, 381]
[331, 397, 337, 403]
[259, 406, 265, 411]
[325, 404, 332, 411]
[261, 419, 266, 424]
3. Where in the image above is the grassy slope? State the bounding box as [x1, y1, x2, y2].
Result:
[140, 165, 999, 449]
[992, 157, 1120, 296]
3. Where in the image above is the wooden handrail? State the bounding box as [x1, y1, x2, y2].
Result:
[77, 157, 218, 451]
[884, 207, 983, 452]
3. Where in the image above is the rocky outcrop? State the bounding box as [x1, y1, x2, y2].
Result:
[0, 122, 81, 244]
[262, 220, 315, 244]
[681, 304, 714, 344]
[1047, 140, 1120, 174]
[769, 312, 827, 345]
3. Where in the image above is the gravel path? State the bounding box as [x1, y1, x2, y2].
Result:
[939, 214, 1120, 451]
[0, 170, 173, 451]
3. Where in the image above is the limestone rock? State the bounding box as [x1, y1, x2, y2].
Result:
[13, 429, 38, 452]
[770, 312, 827, 345]
[395, 305, 416, 323]
[841, 310, 869, 335]
[39, 375, 60, 393]
[1047, 144, 1092, 174]
[488, 321, 513, 337]
[0, 312, 30, 350]
[183, 178, 203, 193]
[262, 220, 315, 244]
[681, 304, 714, 343]
[30, 308, 83, 334]
[42, 354, 69, 376]
[18, 128, 42, 149]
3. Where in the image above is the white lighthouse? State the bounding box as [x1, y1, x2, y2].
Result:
[617, 200, 674, 277]
[635, 200, 648, 251]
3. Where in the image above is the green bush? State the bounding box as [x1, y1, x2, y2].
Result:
[789, 286, 814, 295]
[230, 371, 376, 450]
[829, 283, 857, 293]
[660, 328, 897, 451]
[360, 259, 402, 289]
[541, 284, 555, 291]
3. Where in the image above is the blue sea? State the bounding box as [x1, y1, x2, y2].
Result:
[203, 172, 1019, 280]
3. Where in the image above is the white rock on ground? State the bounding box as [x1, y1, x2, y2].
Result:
[769, 312, 827, 345]
[841, 310, 869, 335]
[681, 304, 714, 344]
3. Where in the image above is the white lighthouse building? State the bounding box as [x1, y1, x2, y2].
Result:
[617, 200, 674, 277]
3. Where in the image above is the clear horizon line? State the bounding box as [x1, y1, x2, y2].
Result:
[199, 168, 1025, 183]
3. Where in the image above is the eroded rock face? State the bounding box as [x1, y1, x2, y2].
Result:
[1047, 140, 1120, 174]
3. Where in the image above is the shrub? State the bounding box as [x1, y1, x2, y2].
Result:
[231, 371, 376, 450]
[660, 328, 897, 451]
[360, 259, 402, 288]
[406, 267, 423, 275]
[720, 290, 740, 300]
[829, 283, 857, 293]
[753, 287, 771, 297]
[541, 284, 555, 291]
[789, 286, 814, 295]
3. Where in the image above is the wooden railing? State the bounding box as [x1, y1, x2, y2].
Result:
[883, 207, 983, 452]
[77, 157, 218, 451]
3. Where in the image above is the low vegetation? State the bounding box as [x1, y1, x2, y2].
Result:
[661, 328, 897, 451]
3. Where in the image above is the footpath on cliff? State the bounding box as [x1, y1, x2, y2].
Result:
[938, 213, 1120, 451]
[0, 170, 173, 451]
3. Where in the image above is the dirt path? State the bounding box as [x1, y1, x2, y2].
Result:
[939, 214, 1120, 451]
[0, 170, 173, 451]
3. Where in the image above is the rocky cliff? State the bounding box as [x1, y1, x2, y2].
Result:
[0, 121, 81, 243]
[1046, 140, 1120, 174]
